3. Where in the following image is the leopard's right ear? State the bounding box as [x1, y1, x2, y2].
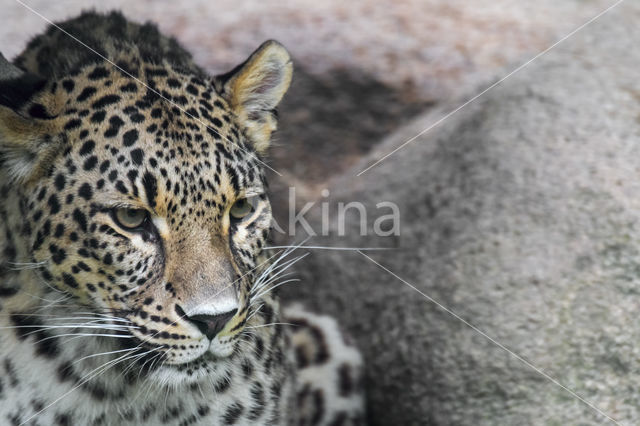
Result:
[0, 53, 63, 182]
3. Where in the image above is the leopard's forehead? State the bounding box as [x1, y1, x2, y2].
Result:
[48, 60, 265, 224]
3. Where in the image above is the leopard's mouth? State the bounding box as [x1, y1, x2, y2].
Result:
[113, 328, 240, 372]
[122, 347, 239, 386]
[101, 307, 244, 372]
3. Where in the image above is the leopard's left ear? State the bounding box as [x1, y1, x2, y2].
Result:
[215, 40, 293, 154]
[0, 53, 63, 183]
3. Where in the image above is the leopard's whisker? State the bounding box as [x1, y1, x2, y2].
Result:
[7, 260, 49, 270]
[251, 269, 296, 294]
[249, 253, 308, 303]
[129, 353, 165, 403]
[34, 274, 67, 295]
[37, 333, 134, 342]
[118, 348, 163, 381]
[35, 316, 132, 324]
[245, 322, 297, 329]
[245, 303, 264, 323]
[136, 352, 164, 381]
[252, 257, 300, 290]
[16, 290, 70, 304]
[28, 327, 134, 342]
[0, 324, 134, 331]
[253, 239, 306, 285]
[264, 245, 391, 251]
[74, 347, 140, 364]
[251, 252, 308, 295]
[252, 279, 301, 302]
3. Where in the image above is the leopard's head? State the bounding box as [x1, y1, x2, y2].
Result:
[0, 40, 292, 381]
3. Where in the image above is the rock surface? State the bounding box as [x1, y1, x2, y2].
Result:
[284, 2, 640, 425]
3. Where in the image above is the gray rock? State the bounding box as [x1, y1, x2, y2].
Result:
[283, 3, 640, 425]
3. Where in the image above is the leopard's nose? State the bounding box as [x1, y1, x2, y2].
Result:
[184, 309, 237, 340]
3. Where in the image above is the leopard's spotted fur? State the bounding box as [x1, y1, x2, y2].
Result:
[0, 11, 364, 426]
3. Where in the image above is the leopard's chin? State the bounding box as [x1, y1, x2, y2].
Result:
[117, 326, 240, 368]
[144, 338, 241, 386]
[146, 353, 233, 387]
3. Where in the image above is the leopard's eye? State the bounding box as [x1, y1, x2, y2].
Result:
[113, 208, 149, 230]
[229, 197, 255, 220]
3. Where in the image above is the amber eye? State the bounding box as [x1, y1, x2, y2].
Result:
[229, 197, 255, 220]
[113, 208, 149, 230]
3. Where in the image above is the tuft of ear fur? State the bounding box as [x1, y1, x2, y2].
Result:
[0, 53, 63, 183]
[216, 40, 293, 154]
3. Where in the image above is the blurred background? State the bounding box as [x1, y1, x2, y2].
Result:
[4, 2, 638, 425]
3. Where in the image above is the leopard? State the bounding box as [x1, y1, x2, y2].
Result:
[0, 10, 364, 426]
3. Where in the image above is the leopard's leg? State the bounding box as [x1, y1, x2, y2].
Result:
[283, 304, 365, 426]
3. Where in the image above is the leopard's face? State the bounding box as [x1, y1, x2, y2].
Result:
[0, 41, 292, 383]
